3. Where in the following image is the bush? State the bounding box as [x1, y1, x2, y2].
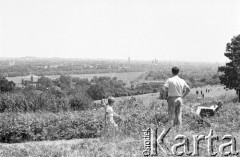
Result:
[0, 76, 15, 92]
[0, 111, 103, 143]
[87, 84, 105, 100]
[0, 89, 92, 113]
[69, 91, 93, 110]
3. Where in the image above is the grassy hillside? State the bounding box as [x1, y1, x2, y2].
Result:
[0, 85, 239, 157]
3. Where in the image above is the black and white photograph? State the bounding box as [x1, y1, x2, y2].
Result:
[0, 0, 240, 156]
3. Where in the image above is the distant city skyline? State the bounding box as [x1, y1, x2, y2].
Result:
[0, 0, 239, 63]
[0, 56, 226, 65]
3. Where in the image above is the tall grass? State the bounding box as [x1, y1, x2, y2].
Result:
[0, 90, 92, 113]
[0, 111, 103, 143]
[1, 98, 240, 156]
[1, 86, 240, 156]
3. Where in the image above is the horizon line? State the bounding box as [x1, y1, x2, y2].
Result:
[0, 56, 228, 64]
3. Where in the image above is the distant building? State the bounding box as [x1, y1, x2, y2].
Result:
[152, 58, 158, 65]
[96, 61, 100, 69]
[44, 65, 50, 70]
[29, 72, 39, 83]
[20, 73, 39, 87]
[123, 66, 131, 69]
[9, 60, 15, 66]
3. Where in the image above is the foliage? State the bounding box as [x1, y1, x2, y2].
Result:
[87, 76, 129, 100]
[37, 76, 53, 88]
[0, 85, 239, 150]
[218, 34, 240, 89]
[0, 59, 146, 77]
[69, 89, 93, 110]
[0, 111, 103, 143]
[0, 76, 16, 92]
[0, 89, 92, 113]
[59, 75, 72, 88]
[72, 77, 90, 86]
[87, 83, 106, 100]
[144, 70, 170, 80]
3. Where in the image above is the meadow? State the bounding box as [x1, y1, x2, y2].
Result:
[0, 85, 239, 157]
[7, 72, 145, 87]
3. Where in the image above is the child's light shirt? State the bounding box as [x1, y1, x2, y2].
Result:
[106, 105, 114, 117]
[105, 105, 118, 127]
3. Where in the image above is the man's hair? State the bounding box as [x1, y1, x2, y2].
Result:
[172, 67, 180, 75]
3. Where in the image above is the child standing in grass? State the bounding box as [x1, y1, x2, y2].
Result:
[101, 96, 122, 136]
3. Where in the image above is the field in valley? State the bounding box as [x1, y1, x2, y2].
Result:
[0, 85, 239, 157]
[7, 71, 145, 87]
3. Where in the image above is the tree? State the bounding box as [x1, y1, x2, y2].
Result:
[69, 89, 92, 110]
[199, 78, 206, 83]
[38, 76, 53, 88]
[87, 84, 106, 100]
[212, 73, 219, 80]
[72, 77, 90, 86]
[59, 75, 72, 87]
[0, 76, 15, 92]
[218, 34, 240, 101]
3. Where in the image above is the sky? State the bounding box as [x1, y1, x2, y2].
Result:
[0, 0, 240, 63]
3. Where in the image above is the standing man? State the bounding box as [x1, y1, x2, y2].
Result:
[163, 67, 191, 131]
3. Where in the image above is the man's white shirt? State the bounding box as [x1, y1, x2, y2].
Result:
[164, 75, 190, 97]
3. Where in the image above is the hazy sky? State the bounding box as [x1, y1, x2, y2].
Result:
[0, 0, 240, 62]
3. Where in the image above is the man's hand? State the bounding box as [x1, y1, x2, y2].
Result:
[163, 87, 168, 100]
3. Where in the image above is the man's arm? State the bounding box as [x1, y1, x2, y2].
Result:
[163, 86, 168, 99]
[182, 87, 191, 99]
[163, 79, 169, 99]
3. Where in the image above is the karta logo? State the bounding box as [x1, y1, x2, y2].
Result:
[142, 128, 239, 156]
